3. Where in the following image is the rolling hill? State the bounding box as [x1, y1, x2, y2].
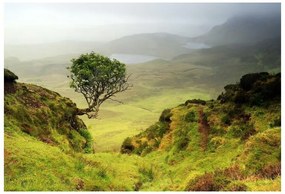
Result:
[121, 72, 281, 191]
[5, 70, 281, 191]
[4, 33, 192, 61]
[103, 33, 191, 59]
[4, 35, 281, 152]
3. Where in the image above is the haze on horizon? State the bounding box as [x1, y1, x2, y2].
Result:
[5, 3, 280, 45]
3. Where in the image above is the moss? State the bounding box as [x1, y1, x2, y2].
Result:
[4, 82, 93, 153]
[239, 128, 281, 175]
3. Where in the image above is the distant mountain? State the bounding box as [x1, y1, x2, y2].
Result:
[5, 33, 192, 61]
[193, 14, 281, 46]
[170, 37, 281, 89]
[103, 33, 191, 59]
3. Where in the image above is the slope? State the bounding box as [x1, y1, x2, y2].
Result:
[192, 14, 281, 46]
[4, 69, 148, 191]
[121, 72, 281, 191]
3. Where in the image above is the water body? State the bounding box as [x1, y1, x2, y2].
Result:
[110, 53, 159, 64]
[183, 42, 211, 49]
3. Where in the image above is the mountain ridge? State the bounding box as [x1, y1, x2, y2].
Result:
[192, 13, 281, 46]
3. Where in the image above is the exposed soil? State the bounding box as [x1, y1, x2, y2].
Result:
[198, 107, 210, 151]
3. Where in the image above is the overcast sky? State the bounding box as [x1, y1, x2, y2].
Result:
[5, 3, 281, 45]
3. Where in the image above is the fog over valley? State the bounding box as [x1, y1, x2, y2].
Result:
[4, 3, 282, 191]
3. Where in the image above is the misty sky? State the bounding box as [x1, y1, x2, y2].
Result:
[5, 3, 280, 45]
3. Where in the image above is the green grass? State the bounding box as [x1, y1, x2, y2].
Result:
[27, 76, 211, 152]
[5, 129, 145, 191]
[5, 79, 281, 191]
[5, 47, 281, 191]
[243, 177, 281, 191]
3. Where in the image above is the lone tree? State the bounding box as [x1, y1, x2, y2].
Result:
[68, 52, 131, 119]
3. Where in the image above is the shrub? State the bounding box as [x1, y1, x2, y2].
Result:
[258, 163, 281, 179]
[174, 136, 190, 151]
[240, 72, 269, 91]
[78, 129, 94, 153]
[159, 109, 172, 122]
[224, 182, 247, 191]
[69, 130, 86, 152]
[228, 123, 256, 140]
[186, 166, 248, 191]
[138, 165, 154, 182]
[234, 92, 249, 104]
[4, 69, 18, 83]
[184, 111, 196, 122]
[269, 117, 281, 128]
[186, 173, 215, 191]
[221, 115, 231, 125]
[121, 137, 135, 154]
[133, 142, 148, 155]
[186, 172, 231, 191]
[210, 126, 226, 136]
[219, 165, 245, 180]
[185, 99, 206, 106]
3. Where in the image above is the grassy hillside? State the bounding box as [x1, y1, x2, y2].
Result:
[122, 72, 281, 191]
[104, 33, 191, 59]
[4, 37, 280, 152]
[4, 70, 281, 191]
[4, 69, 94, 153]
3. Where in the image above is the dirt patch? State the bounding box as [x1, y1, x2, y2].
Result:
[198, 107, 210, 151]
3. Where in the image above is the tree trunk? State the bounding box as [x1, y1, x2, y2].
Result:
[76, 108, 91, 116]
[76, 108, 98, 119]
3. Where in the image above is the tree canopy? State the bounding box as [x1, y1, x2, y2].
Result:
[68, 52, 130, 118]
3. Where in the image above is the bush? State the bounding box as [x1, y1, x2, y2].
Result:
[228, 123, 256, 140]
[240, 72, 269, 91]
[121, 137, 135, 154]
[186, 172, 231, 191]
[78, 129, 94, 153]
[4, 69, 18, 83]
[214, 165, 245, 181]
[185, 99, 206, 106]
[258, 163, 281, 179]
[186, 166, 247, 191]
[224, 182, 247, 191]
[159, 109, 172, 122]
[138, 165, 154, 182]
[269, 117, 281, 128]
[69, 130, 86, 152]
[210, 126, 226, 136]
[184, 111, 196, 122]
[174, 136, 190, 151]
[186, 173, 215, 191]
[221, 115, 231, 125]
